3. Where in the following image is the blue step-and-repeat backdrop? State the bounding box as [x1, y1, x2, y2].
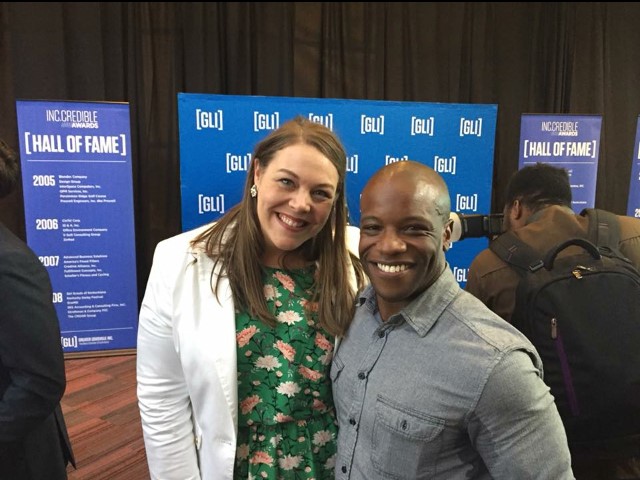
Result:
[178, 93, 498, 287]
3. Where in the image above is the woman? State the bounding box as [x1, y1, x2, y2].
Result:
[137, 116, 365, 480]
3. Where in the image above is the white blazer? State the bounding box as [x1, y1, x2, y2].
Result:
[137, 224, 361, 480]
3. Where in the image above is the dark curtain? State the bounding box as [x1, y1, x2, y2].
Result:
[2, 2, 640, 302]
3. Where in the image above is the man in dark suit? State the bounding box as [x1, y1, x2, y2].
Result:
[0, 139, 75, 479]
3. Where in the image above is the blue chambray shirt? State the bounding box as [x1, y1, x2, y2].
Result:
[331, 266, 574, 479]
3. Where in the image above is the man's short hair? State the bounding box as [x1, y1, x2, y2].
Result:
[0, 139, 19, 199]
[505, 162, 572, 209]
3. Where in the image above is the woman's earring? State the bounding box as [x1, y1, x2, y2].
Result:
[250, 184, 258, 198]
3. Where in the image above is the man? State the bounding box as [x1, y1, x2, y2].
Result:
[465, 162, 640, 479]
[332, 160, 574, 479]
[466, 162, 640, 322]
[0, 139, 75, 479]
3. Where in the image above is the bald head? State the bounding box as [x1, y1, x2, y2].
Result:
[358, 160, 453, 320]
[362, 161, 451, 225]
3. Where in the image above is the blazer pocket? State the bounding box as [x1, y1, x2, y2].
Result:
[371, 396, 444, 480]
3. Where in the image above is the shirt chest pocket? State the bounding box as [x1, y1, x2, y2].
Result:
[371, 396, 444, 479]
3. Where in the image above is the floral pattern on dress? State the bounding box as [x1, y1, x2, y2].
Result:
[234, 265, 337, 480]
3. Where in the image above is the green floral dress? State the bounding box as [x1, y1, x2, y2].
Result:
[234, 265, 338, 480]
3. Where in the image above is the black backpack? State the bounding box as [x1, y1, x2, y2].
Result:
[489, 208, 640, 450]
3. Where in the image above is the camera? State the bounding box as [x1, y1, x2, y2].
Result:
[450, 212, 504, 242]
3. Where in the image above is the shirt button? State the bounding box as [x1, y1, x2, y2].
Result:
[342, 465, 347, 473]
[358, 372, 366, 380]
[349, 418, 356, 426]
[378, 330, 385, 338]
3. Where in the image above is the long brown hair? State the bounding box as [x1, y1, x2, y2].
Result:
[191, 116, 365, 336]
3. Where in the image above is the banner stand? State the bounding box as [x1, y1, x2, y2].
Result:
[519, 113, 602, 212]
[17, 100, 139, 357]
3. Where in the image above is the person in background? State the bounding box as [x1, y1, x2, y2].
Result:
[0, 138, 75, 479]
[466, 161, 640, 322]
[465, 162, 640, 479]
[332, 160, 574, 479]
[137, 116, 366, 480]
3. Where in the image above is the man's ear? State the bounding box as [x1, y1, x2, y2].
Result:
[511, 199, 524, 221]
[442, 218, 453, 251]
[505, 199, 530, 231]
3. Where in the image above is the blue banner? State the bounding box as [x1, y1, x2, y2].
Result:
[519, 114, 602, 213]
[627, 116, 640, 218]
[16, 100, 138, 354]
[178, 94, 497, 288]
